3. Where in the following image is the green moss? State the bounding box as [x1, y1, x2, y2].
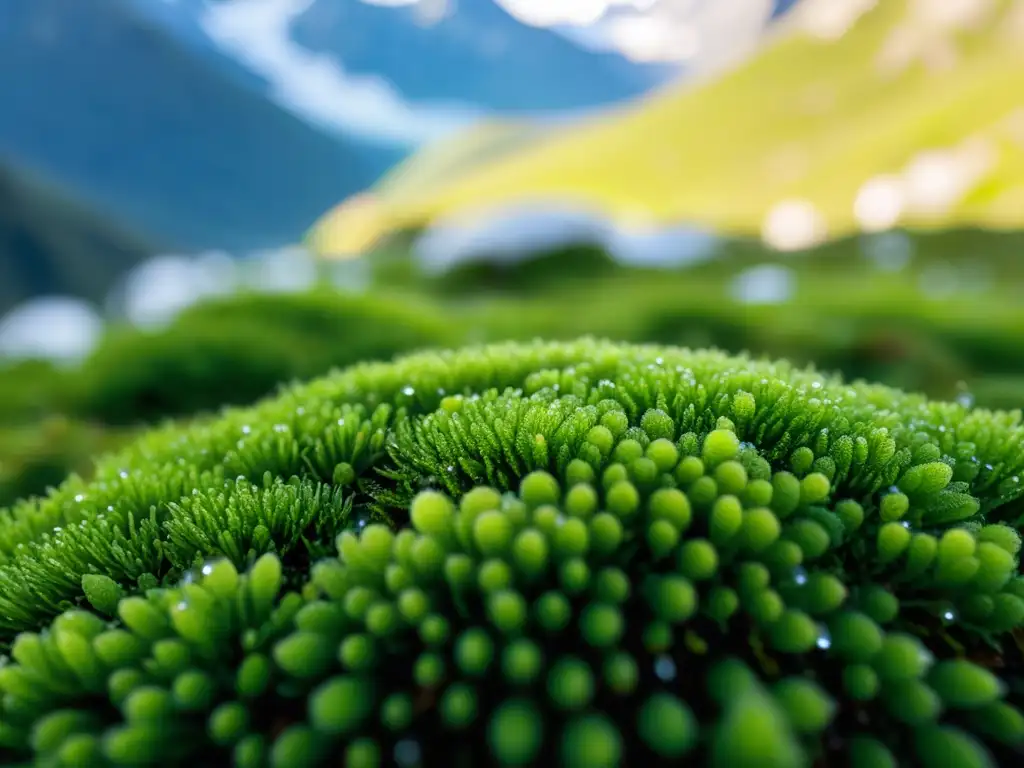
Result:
[0, 417, 132, 508]
[68, 289, 456, 426]
[1, 339, 1024, 766]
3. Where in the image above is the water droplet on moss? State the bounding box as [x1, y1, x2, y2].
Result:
[347, 509, 374, 532]
[394, 740, 422, 767]
[793, 566, 808, 586]
[815, 626, 832, 650]
[654, 655, 677, 681]
[201, 558, 226, 577]
[402, 386, 415, 397]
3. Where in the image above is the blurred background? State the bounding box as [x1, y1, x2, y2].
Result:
[2, 0, 1023, 505]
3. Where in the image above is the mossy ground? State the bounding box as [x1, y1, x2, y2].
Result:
[0, 339, 1023, 767]
[3, 237, 1024, 505]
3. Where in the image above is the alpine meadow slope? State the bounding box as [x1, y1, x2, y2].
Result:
[307, 0, 1024, 255]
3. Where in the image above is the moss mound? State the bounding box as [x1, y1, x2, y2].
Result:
[1, 339, 1024, 767]
[71, 290, 455, 426]
[0, 418, 130, 509]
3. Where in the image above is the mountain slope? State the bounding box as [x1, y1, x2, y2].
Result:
[307, 0, 1024, 255]
[0, 161, 153, 314]
[135, 0, 670, 120]
[0, 0, 391, 250]
[285, 0, 669, 111]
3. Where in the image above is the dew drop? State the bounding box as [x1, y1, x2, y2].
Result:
[242, 425, 252, 435]
[119, 470, 129, 479]
[653, 655, 677, 681]
[402, 386, 416, 397]
[201, 559, 224, 577]
[446, 465, 455, 473]
[347, 509, 374, 532]
[956, 390, 975, 409]
[175, 600, 189, 612]
[815, 626, 832, 650]
[394, 740, 422, 768]
[793, 566, 808, 586]
[74, 494, 85, 503]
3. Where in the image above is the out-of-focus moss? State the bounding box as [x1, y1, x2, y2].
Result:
[0, 417, 132, 508]
[68, 289, 457, 426]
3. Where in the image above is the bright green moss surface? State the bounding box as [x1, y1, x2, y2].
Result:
[1, 339, 1024, 767]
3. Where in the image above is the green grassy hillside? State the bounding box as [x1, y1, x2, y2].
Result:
[308, 0, 1024, 255]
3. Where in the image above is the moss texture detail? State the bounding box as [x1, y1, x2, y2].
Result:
[1, 339, 1024, 767]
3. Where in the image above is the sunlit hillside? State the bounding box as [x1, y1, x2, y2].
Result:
[309, 0, 1024, 256]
